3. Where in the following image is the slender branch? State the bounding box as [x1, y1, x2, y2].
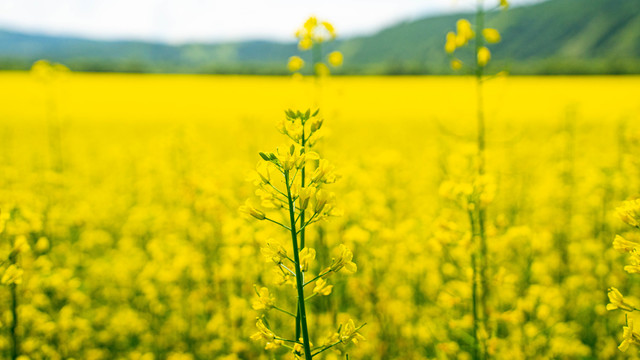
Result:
[304, 269, 333, 286]
[266, 182, 288, 199]
[274, 305, 297, 318]
[312, 340, 343, 357]
[275, 337, 303, 344]
[280, 263, 297, 277]
[264, 217, 291, 231]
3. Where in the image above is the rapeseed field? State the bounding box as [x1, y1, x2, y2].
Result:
[1, 70, 639, 359]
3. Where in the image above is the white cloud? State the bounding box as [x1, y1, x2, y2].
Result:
[0, 0, 543, 43]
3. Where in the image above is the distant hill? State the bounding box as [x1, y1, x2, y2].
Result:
[0, 0, 639, 75]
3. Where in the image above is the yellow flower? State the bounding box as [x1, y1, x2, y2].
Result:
[288, 56, 305, 72]
[322, 21, 336, 39]
[239, 201, 265, 220]
[35, 236, 50, 253]
[624, 252, 640, 274]
[339, 319, 365, 345]
[298, 37, 313, 50]
[256, 188, 281, 209]
[250, 319, 283, 349]
[299, 248, 316, 272]
[328, 51, 343, 67]
[276, 146, 303, 171]
[613, 235, 640, 253]
[311, 159, 337, 184]
[1, 265, 23, 285]
[256, 161, 271, 184]
[252, 287, 275, 310]
[313, 189, 331, 214]
[445, 32, 457, 53]
[309, 117, 324, 133]
[261, 239, 288, 264]
[304, 17, 318, 32]
[12, 235, 30, 255]
[450, 59, 463, 70]
[329, 244, 357, 274]
[500, 0, 510, 9]
[619, 318, 640, 352]
[477, 46, 491, 67]
[606, 287, 635, 312]
[314, 63, 330, 77]
[298, 186, 316, 211]
[313, 278, 333, 296]
[455, 19, 474, 46]
[284, 120, 304, 142]
[482, 28, 501, 44]
[618, 200, 640, 228]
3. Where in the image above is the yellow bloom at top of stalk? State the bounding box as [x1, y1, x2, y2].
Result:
[456, 19, 474, 47]
[500, 0, 510, 9]
[606, 287, 636, 312]
[295, 16, 337, 49]
[290, 17, 342, 75]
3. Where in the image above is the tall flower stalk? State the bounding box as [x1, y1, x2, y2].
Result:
[242, 109, 364, 359]
[443, 1, 508, 358]
[1, 229, 29, 360]
[607, 200, 640, 352]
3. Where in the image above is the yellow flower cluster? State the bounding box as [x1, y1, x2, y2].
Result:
[444, 1, 506, 71]
[288, 17, 344, 77]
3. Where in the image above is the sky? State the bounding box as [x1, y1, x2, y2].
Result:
[0, 0, 543, 44]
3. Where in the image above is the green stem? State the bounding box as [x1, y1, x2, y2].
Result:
[468, 209, 480, 360]
[475, 2, 489, 359]
[264, 217, 291, 231]
[296, 130, 307, 341]
[285, 170, 313, 360]
[304, 269, 333, 286]
[312, 340, 343, 357]
[274, 305, 297, 318]
[10, 257, 19, 360]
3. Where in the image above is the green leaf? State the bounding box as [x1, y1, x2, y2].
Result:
[259, 152, 270, 161]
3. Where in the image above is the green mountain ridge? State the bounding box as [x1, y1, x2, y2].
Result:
[0, 0, 638, 75]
